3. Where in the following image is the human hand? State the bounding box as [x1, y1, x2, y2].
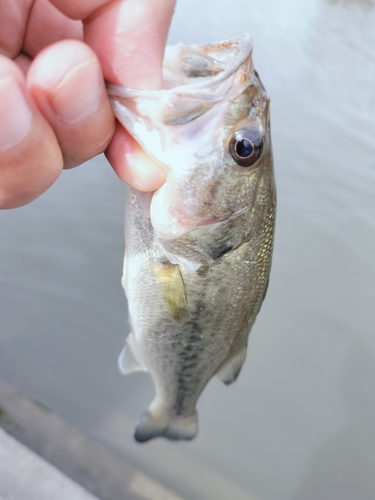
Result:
[0, 0, 174, 209]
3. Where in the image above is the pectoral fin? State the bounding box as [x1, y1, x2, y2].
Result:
[217, 347, 247, 385]
[153, 263, 187, 322]
[118, 333, 148, 375]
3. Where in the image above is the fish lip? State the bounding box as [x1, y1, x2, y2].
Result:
[153, 214, 229, 241]
[107, 34, 252, 99]
[189, 203, 248, 232]
[154, 206, 248, 241]
[195, 214, 229, 226]
[167, 201, 230, 231]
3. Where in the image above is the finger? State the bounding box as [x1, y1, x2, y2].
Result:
[50, 0, 175, 191]
[84, 0, 176, 89]
[14, 53, 32, 75]
[27, 40, 115, 169]
[105, 123, 166, 191]
[49, 0, 176, 88]
[0, 0, 33, 58]
[23, 0, 83, 58]
[48, 0, 110, 20]
[0, 56, 62, 209]
[85, 0, 175, 190]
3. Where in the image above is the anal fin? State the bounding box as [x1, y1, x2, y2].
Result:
[118, 333, 148, 375]
[217, 347, 247, 385]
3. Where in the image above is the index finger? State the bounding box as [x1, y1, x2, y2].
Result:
[49, 0, 176, 89]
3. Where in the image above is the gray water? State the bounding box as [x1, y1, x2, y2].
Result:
[1, 0, 375, 499]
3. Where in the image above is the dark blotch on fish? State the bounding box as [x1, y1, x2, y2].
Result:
[210, 244, 234, 260]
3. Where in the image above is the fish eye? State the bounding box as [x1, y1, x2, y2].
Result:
[229, 128, 263, 167]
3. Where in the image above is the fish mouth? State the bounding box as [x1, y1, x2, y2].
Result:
[153, 204, 251, 270]
[150, 179, 250, 241]
[196, 215, 228, 226]
[153, 203, 249, 241]
[169, 203, 229, 230]
[170, 202, 249, 230]
[152, 214, 229, 241]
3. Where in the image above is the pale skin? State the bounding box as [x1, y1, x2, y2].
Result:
[0, 0, 175, 209]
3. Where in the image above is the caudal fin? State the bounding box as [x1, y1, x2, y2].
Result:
[134, 409, 198, 443]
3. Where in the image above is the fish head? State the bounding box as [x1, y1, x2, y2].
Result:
[109, 35, 275, 266]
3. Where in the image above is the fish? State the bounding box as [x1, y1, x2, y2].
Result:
[107, 34, 276, 443]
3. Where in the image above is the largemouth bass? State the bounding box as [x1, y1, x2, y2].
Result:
[108, 34, 276, 443]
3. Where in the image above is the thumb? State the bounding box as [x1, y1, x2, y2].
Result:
[84, 0, 176, 90]
[89, 0, 175, 189]
[49, 0, 175, 189]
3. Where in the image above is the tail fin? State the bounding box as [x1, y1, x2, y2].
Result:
[134, 409, 198, 443]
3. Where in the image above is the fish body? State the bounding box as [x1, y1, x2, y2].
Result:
[108, 34, 276, 442]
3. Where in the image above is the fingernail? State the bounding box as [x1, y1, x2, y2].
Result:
[0, 76, 32, 151]
[49, 60, 102, 123]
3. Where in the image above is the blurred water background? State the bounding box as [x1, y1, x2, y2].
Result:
[1, 0, 375, 499]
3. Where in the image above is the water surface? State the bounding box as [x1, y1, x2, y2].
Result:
[1, 1, 375, 499]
